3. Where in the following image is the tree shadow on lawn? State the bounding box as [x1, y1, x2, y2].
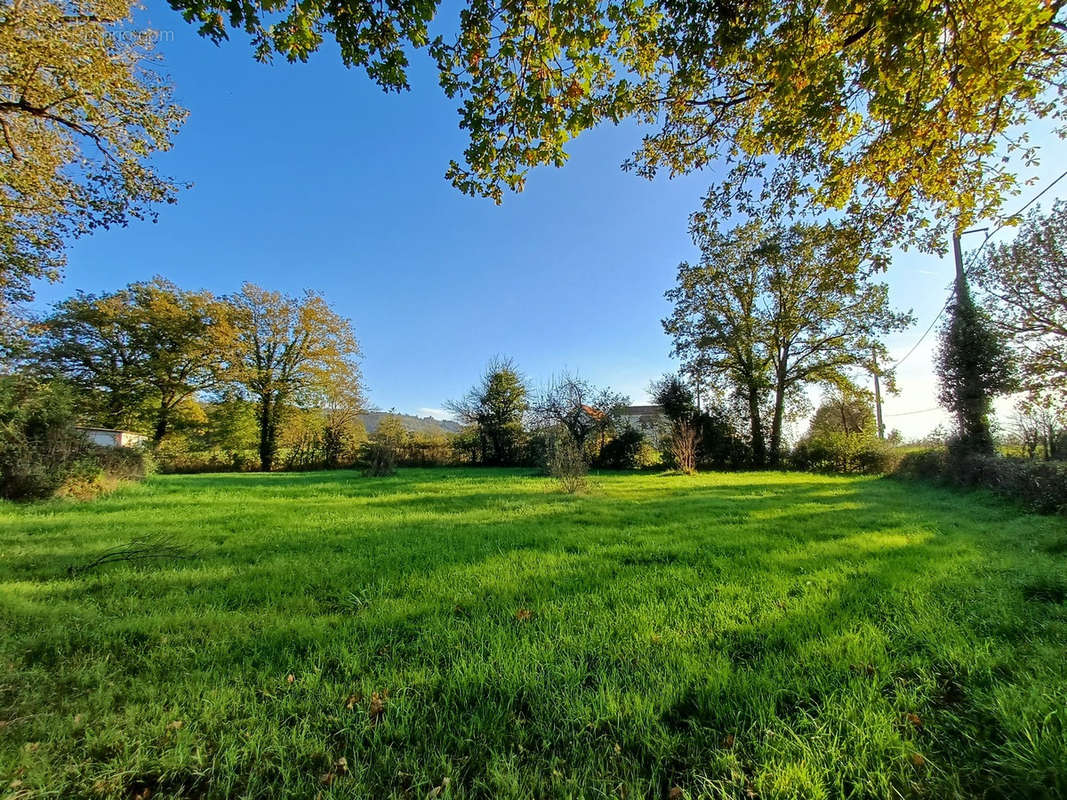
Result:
[1, 471, 1065, 798]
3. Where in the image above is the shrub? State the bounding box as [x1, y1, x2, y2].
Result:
[56, 446, 154, 500]
[361, 441, 398, 477]
[543, 429, 587, 493]
[664, 421, 699, 474]
[0, 377, 156, 501]
[0, 379, 91, 500]
[792, 433, 900, 475]
[894, 446, 1067, 515]
[696, 411, 752, 470]
[155, 447, 256, 474]
[893, 448, 948, 481]
[596, 427, 647, 470]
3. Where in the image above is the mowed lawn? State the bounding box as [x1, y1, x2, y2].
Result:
[1, 470, 1066, 799]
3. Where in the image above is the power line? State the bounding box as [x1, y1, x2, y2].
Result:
[884, 407, 941, 417]
[887, 168, 1067, 370]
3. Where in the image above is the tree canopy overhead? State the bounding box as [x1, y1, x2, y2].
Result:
[0, 0, 186, 303]
[171, 0, 1065, 246]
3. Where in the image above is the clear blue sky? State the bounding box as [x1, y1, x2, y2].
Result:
[30, 2, 1067, 438]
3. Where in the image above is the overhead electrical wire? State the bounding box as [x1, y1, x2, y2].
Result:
[886, 168, 1067, 370]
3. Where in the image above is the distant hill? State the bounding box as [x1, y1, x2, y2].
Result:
[358, 411, 463, 435]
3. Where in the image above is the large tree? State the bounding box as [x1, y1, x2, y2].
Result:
[971, 201, 1067, 412]
[446, 357, 528, 465]
[34, 278, 233, 441]
[168, 0, 1063, 247]
[0, 0, 186, 306]
[228, 283, 363, 471]
[665, 219, 911, 466]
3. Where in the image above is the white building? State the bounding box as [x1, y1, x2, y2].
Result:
[75, 427, 148, 449]
[618, 405, 666, 445]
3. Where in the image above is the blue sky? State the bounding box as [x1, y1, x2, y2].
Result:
[30, 3, 1067, 438]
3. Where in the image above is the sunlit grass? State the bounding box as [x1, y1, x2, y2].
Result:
[1, 468, 1065, 799]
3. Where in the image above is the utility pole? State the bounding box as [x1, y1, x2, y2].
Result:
[952, 232, 967, 295]
[952, 227, 987, 297]
[872, 348, 885, 440]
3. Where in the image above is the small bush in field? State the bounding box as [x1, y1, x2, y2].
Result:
[665, 421, 699, 475]
[57, 446, 156, 499]
[597, 428, 644, 473]
[362, 441, 398, 477]
[544, 429, 587, 493]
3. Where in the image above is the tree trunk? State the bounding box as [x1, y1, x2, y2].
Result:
[258, 396, 276, 472]
[153, 397, 171, 444]
[748, 385, 766, 467]
[769, 382, 786, 467]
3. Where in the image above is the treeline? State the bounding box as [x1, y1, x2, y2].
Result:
[1, 278, 363, 498]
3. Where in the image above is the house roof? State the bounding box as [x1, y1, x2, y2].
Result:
[622, 405, 663, 416]
[74, 426, 144, 435]
[579, 404, 605, 420]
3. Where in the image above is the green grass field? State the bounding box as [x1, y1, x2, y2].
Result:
[1, 469, 1066, 799]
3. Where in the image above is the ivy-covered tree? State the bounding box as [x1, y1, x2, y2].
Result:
[935, 278, 1015, 456]
[0, 0, 186, 305]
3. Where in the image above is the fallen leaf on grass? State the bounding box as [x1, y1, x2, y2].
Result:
[911, 752, 926, 768]
[515, 608, 533, 622]
[427, 777, 451, 798]
[905, 712, 923, 729]
[334, 757, 348, 775]
[345, 693, 362, 710]
[668, 788, 683, 800]
[722, 733, 735, 749]
[166, 720, 183, 731]
[286, 674, 295, 684]
[369, 691, 387, 725]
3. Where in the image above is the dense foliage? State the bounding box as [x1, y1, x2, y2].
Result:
[0, 376, 152, 500]
[35, 278, 234, 442]
[446, 357, 529, 466]
[791, 393, 898, 474]
[896, 447, 1067, 515]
